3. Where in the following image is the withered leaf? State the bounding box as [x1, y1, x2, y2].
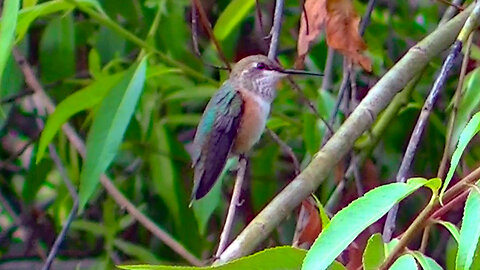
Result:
[296, 0, 371, 71]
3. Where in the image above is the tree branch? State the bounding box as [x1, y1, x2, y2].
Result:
[268, 0, 284, 59]
[216, 157, 247, 257]
[216, 6, 473, 263]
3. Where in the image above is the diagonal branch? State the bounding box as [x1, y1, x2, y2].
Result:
[268, 0, 285, 59]
[216, 6, 473, 263]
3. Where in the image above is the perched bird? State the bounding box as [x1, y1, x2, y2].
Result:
[190, 54, 321, 202]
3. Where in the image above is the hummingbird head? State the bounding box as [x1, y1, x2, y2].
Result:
[230, 55, 322, 102]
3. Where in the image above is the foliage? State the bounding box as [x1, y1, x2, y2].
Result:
[0, 0, 480, 270]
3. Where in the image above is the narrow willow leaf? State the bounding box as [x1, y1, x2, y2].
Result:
[390, 254, 418, 270]
[302, 179, 428, 270]
[39, 13, 75, 83]
[0, 0, 20, 95]
[114, 239, 163, 264]
[440, 112, 480, 201]
[411, 251, 442, 270]
[435, 220, 460, 244]
[213, 0, 255, 40]
[36, 73, 124, 162]
[456, 183, 480, 270]
[193, 158, 237, 235]
[450, 67, 480, 156]
[79, 58, 147, 210]
[119, 246, 306, 270]
[363, 233, 385, 270]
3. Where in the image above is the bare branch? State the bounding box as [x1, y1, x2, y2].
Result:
[216, 157, 247, 257]
[268, 0, 284, 59]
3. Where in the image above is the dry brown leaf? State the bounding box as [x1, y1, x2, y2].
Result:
[326, 0, 371, 71]
[295, 0, 327, 68]
[292, 197, 321, 249]
[295, 0, 371, 71]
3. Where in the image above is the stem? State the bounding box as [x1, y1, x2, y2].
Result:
[216, 157, 247, 257]
[41, 146, 79, 270]
[268, 0, 284, 59]
[267, 129, 300, 175]
[192, 0, 231, 70]
[321, 47, 335, 92]
[438, 33, 473, 179]
[217, 7, 473, 263]
[382, 40, 463, 242]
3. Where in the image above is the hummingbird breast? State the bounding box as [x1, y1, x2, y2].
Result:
[232, 90, 270, 154]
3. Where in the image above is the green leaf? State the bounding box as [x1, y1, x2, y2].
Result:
[311, 194, 330, 229]
[362, 233, 385, 270]
[15, 0, 72, 42]
[22, 156, 52, 203]
[119, 246, 306, 270]
[70, 220, 106, 236]
[390, 254, 418, 270]
[328, 261, 345, 270]
[302, 179, 429, 270]
[440, 112, 480, 202]
[36, 73, 124, 163]
[39, 13, 75, 83]
[450, 67, 480, 156]
[456, 183, 480, 270]
[0, 0, 20, 95]
[434, 220, 460, 244]
[303, 113, 320, 155]
[163, 85, 217, 101]
[411, 251, 442, 270]
[79, 58, 147, 210]
[114, 239, 163, 264]
[163, 114, 202, 126]
[22, 0, 37, 8]
[213, 0, 255, 40]
[193, 158, 237, 235]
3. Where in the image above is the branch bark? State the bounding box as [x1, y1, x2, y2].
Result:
[216, 6, 473, 263]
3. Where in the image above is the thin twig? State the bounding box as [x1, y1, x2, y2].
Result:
[1, 89, 34, 104]
[12, 48, 204, 266]
[268, 0, 284, 59]
[438, 32, 473, 179]
[321, 47, 335, 92]
[191, 0, 231, 71]
[255, 0, 265, 37]
[41, 146, 78, 270]
[0, 191, 21, 225]
[267, 129, 300, 175]
[382, 40, 462, 242]
[440, 0, 465, 24]
[359, 0, 377, 35]
[286, 77, 333, 133]
[216, 157, 247, 257]
[382, 1, 480, 242]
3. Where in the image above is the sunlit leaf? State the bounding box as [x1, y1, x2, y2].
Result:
[37, 73, 124, 162]
[119, 246, 306, 270]
[213, 0, 255, 40]
[434, 220, 460, 244]
[0, 0, 20, 97]
[456, 183, 480, 270]
[390, 254, 417, 270]
[411, 251, 442, 270]
[362, 233, 385, 270]
[440, 112, 480, 202]
[79, 58, 147, 210]
[302, 179, 429, 270]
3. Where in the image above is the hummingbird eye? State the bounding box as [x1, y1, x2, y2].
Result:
[255, 62, 267, 70]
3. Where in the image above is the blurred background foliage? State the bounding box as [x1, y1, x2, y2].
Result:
[0, 0, 478, 269]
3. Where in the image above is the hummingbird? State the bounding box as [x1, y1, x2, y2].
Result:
[190, 54, 322, 202]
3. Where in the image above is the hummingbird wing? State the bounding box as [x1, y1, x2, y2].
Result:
[191, 81, 243, 201]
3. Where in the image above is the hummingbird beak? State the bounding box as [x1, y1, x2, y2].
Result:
[279, 69, 324, 77]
